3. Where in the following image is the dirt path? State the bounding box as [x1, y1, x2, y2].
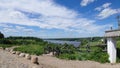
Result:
[38, 55, 120, 68]
[1, 48, 120, 68]
[0, 49, 53, 68]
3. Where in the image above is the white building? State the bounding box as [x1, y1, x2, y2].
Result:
[105, 30, 120, 63]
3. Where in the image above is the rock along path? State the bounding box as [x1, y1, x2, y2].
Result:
[1, 48, 120, 68]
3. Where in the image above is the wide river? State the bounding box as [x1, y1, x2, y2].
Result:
[44, 40, 81, 47]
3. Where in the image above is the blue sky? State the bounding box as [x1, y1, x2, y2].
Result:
[0, 0, 120, 38]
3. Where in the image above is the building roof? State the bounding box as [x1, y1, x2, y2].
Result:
[105, 29, 120, 37]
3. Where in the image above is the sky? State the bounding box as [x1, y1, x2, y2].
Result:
[0, 0, 120, 38]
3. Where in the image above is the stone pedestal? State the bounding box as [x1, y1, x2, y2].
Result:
[107, 38, 116, 63]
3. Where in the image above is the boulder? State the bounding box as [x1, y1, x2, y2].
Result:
[32, 66, 38, 68]
[5, 48, 10, 52]
[25, 54, 31, 60]
[10, 49, 13, 53]
[31, 56, 39, 64]
[32, 66, 39, 68]
[16, 51, 21, 55]
[19, 53, 25, 57]
[12, 51, 16, 54]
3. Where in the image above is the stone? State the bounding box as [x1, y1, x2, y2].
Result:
[25, 54, 31, 60]
[5, 48, 10, 52]
[12, 51, 16, 54]
[16, 51, 21, 55]
[32, 66, 38, 68]
[31, 56, 39, 64]
[10, 49, 13, 53]
[19, 53, 25, 57]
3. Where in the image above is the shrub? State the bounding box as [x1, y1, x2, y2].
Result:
[0, 39, 12, 44]
[58, 47, 109, 63]
[84, 47, 109, 63]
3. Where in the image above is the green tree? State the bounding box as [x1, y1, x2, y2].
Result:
[0, 32, 4, 39]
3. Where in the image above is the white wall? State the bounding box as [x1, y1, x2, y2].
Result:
[107, 38, 116, 63]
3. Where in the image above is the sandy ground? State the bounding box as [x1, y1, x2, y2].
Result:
[0, 49, 53, 68]
[1, 48, 120, 68]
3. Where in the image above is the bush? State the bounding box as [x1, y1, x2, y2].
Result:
[89, 52, 109, 63]
[58, 47, 109, 63]
[0, 39, 12, 44]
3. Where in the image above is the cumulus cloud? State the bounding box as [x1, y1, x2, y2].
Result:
[0, 0, 111, 37]
[95, 3, 120, 19]
[80, 0, 95, 6]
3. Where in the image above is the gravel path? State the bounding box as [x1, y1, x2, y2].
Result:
[1, 48, 120, 68]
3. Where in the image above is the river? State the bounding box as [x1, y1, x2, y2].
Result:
[44, 40, 81, 47]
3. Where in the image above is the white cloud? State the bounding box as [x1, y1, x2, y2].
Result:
[3, 27, 18, 33]
[1, 25, 34, 35]
[0, 0, 111, 37]
[16, 26, 25, 30]
[95, 3, 111, 11]
[0, 23, 12, 28]
[98, 8, 119, 19]
[102, 3, 111, 8]
[95, 3, 120, 19]
[80, 0, 95, 6]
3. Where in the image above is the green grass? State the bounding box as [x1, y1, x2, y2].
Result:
[0, 44, 16, 48]
[14, 45, 44, 55]
[90, 41, 103, 46]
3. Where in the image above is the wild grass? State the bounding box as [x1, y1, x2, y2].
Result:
[14, 45, 44, 55]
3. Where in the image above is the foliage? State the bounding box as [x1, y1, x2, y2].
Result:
[58, 47, 109, 63]
[80, 39, 88, 46]
[0, 38, 12, 44]
[0, 32, 4, 39]
[88, 47, 109, 63]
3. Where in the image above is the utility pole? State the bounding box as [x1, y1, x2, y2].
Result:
[116, 15, 120, 29]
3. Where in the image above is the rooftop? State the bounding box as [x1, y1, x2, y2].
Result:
[105, 29, 120, 37]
